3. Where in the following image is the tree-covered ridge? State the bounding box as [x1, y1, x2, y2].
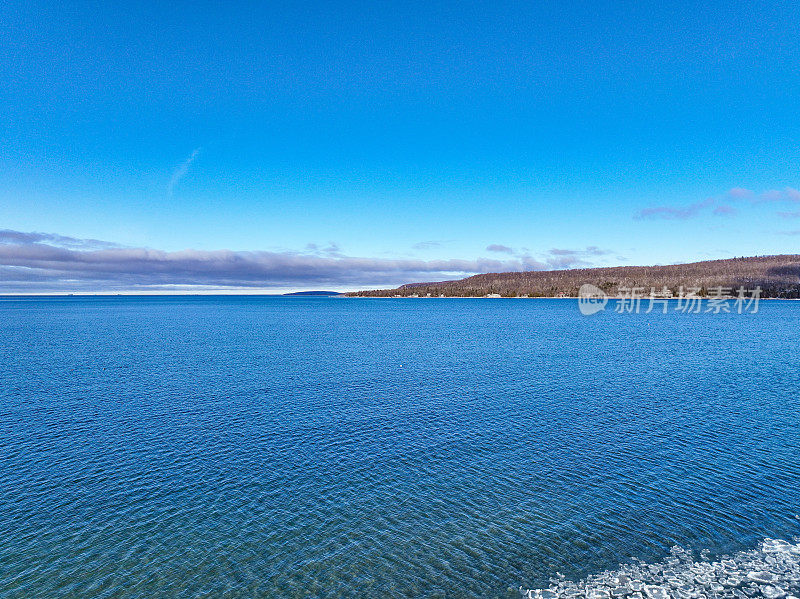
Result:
[348, 255, 800, 298]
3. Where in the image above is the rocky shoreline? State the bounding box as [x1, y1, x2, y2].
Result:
[521, 539, 800, 599]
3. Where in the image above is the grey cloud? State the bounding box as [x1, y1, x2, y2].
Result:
[486, 244, 513, 254]
[0, 229, 553, 293]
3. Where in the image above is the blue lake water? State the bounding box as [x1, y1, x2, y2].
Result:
[1, 296, 799, 598]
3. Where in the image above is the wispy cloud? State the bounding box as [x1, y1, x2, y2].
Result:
[634, 186, 800, 220]
[0, 229, 564, 293]
[727, 187, 753, 199]
[549, 247, 608, 257]
[413, 240, 443, 250]
[751, 187, 800, 204]
[167, 148, 201, 197]
[713, 205, 737, 216]
[482, 244, 614, 269]
[544, 246, 614, 269]
[0, 229, 120, 250]
[634, 198, 716, 220]
[305, 242, 343, 257]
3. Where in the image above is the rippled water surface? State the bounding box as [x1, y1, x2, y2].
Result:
[1, 296, 799, 598]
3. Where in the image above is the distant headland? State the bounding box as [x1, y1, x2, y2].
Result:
[347, 255, 800, 299]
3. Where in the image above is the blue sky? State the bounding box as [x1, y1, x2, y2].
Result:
[2, 1, 800, 291]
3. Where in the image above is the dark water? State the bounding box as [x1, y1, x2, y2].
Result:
[1, 296, 798, 598]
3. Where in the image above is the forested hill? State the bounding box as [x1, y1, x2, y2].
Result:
[348, 255, 800, 298]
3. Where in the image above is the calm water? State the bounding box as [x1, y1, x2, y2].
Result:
[1, 296, 799, 598]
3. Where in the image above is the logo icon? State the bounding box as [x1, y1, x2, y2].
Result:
[578, 284, 608, 316]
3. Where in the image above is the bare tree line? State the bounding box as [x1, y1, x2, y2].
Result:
[348, 255, 800, 298]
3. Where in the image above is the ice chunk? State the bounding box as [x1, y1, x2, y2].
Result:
[763, 540, 793, 554]
[762, 586, 787, 599]
[520, 539, 800, 599]
[644, 585, 670, 599]
[748, 571, 777, 584]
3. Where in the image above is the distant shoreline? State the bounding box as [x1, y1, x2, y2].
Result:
[345, 295, 800, 300]
[346, 255, 800, 300]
